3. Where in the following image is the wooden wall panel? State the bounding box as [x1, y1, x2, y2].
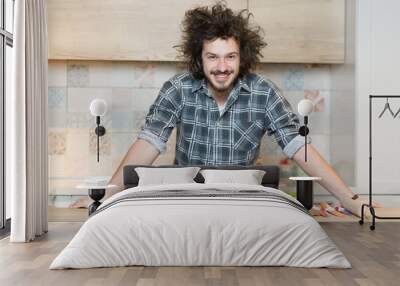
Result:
[47, 0, 246, 61]
[47, 0, 344, 63]
[249, 0, 345, 63]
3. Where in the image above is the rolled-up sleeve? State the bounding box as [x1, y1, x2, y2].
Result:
[137, 80, 183, 154]
[263, 81, 311, 159]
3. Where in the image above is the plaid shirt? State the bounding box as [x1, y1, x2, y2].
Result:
[138, 72, 306, 165]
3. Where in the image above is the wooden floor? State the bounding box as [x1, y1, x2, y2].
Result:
[1, 221, 400, 286]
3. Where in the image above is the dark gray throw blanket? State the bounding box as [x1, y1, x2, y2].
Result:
[92, 189, 309, 217]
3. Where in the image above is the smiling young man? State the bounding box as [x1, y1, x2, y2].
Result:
[71, 3, 379, 216]
[202, 37, 239, 103]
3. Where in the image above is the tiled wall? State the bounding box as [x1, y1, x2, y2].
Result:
[48, 60, 340, 207]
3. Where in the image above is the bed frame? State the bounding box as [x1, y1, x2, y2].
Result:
[123, 165, 280, 189]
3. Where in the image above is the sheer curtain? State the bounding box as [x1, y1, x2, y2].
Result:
[10, 0, 48, 242]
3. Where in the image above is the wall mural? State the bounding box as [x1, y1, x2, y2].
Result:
[48, 60, 333, 207]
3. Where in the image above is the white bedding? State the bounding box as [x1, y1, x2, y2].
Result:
[50, 183, 351, 269]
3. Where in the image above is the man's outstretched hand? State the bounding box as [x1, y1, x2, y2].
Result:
[340, 196, 382, 218]
[69, 197, 90, 209]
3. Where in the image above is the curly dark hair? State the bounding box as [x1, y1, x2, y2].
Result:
[175, 2, 267, 79]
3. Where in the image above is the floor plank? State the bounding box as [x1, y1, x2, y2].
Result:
[1, 222, 400, 286]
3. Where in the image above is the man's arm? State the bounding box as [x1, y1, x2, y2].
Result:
[107, 77, 181, 189]
[108, 138, 160, 190]
[69, 139, 159, 208]
[292, 144, 380, 217]
[292, 144, 354, 200]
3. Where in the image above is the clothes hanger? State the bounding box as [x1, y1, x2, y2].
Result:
[393, 106, 400, 118]
[378, 97, 395, 118]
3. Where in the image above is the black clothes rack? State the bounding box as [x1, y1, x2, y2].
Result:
[359, 95, 400, 230]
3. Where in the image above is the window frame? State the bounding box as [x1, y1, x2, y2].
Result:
[0, 0, 14, 234]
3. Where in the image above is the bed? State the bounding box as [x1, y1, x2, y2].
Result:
[50, 165, 351, 269]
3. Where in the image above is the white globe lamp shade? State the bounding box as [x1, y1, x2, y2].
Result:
[297, 99, 314, 116]
[90, 99, 108, 117]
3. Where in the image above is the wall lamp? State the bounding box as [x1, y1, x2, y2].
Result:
[297, 99, 314, 162]
[89, 99, 108, 162]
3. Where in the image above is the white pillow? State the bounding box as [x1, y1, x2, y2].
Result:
[200, 169, 266, 185]
[135, 167, 201, 186]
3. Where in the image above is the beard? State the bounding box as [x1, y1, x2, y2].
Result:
[206, 70, 237, 92]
